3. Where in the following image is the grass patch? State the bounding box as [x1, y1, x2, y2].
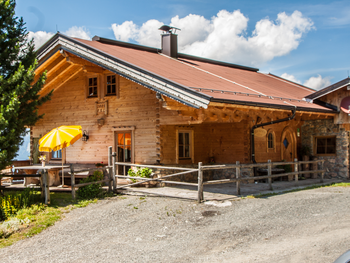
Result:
[0, 190, 113, 248]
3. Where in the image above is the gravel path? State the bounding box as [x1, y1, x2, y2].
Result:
[1, 186, 350, 262]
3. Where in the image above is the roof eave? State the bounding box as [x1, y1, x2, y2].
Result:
[210, 98, 336, 114]
[36, 33, 211, 109]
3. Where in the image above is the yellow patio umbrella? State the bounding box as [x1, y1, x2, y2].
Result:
[39, 125, 83, 186]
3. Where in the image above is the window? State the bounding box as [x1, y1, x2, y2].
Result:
[88, 77, 98, 97]
[315, 136, 336, 155]
[51, 149, 62, 159]
[268, 132, 274, 149]
[177, 130, 193, 163]
[106, 75, 117, 95]
[266, 130, 275, 152]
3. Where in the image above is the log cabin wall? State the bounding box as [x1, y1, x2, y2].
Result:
[160, 122, 250, 165]
[33, 70, 162, 165]
[253, 121, 302, 163]
[320, 87, 350, 126]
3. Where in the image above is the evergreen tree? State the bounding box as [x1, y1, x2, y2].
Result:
[0, 0, 51, 171]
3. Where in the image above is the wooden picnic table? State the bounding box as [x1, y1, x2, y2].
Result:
[12, 165, 70, 204]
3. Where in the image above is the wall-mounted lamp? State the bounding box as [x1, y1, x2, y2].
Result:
[82, 130, 89, 141]
[97, 118, 105, 126]
[297, 128, 300, 137]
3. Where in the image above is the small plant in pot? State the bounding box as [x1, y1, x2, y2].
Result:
[127, 167, 155, 187]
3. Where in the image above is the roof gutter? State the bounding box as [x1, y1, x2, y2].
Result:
[251, 108, 296, 164]
[210, 98, 335, 114]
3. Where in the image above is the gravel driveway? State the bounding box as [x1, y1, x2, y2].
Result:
[1, 186, 350, 262]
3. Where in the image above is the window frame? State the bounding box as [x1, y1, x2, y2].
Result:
[176, 129, 194, 164]
[105, 74, 119, 97]
[112, 127, 135, 175]
[266, 130, 276, 153]
[87, 76, 99, 98]
[314, 136, 336, 156]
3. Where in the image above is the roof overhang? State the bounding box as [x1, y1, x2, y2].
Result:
[37, 33, 211, 109]
[305, 77, 350, 101]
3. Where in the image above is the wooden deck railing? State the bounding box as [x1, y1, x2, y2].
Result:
[107, 142, 325, 203]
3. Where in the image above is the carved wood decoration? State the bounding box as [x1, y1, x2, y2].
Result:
[95, 100, 108, 115]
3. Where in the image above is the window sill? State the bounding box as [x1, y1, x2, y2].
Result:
[87, 96, 98, 99]
[105, 94, 116, 96]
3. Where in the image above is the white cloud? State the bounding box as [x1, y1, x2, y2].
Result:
[27, 31, 54, 49]
[281, 73, 331, 90]
[111, 10, 314, 67]
[303, 74, 331, 90]
[111, 21, 138, 42]
[281, 73, 301, 84]
[64, 26, 90, 40]
[28, 26, 91, 50]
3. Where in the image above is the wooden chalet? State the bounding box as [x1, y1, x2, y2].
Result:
[31, 29, 342, 178]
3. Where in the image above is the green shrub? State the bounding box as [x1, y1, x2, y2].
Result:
[127, 167, 153, 183]
[76, 170, 104, 199]
[0, 188, 39, 221]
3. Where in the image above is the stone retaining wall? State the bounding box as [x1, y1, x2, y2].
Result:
[301, 119, 349, 178]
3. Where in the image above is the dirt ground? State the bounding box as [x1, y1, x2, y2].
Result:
[0, 186, 350, 263]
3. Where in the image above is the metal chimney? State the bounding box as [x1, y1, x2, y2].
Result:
[159, 25, 180, 59]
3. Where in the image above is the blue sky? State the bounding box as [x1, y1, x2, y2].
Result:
[15, 0, 350, 90]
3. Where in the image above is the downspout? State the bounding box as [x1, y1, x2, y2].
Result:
[251, 107, 296, 164]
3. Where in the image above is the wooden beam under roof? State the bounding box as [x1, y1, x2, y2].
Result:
[39, 65, 82, 96]
[35, 51, 62, 76]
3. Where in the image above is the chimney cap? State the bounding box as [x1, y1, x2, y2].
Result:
[158, 25, 181, 34]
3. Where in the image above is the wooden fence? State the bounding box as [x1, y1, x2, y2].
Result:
[108, 147, 325, 203]
[69, 165, 113, 200]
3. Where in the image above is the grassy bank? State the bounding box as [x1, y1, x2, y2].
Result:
[0, 191, 100, 248]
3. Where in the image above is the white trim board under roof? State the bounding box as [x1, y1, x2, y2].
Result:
[37, 33, 211, 109]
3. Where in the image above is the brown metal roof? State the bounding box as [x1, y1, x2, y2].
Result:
[69, 37, 334, 112]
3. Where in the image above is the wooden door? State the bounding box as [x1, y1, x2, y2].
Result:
[281, 128, 296, 162]
[115, 131, 132, 175]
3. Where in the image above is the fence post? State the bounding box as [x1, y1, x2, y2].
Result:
[108, 167, 112, 193]
[108, 146, 112, 167]
[312, 158, 318, 179]
[294, 158, 298, 185]
[320, 160, 324, 183]
[112, 152, 117, 193]
[236, 161, 241, 195]
[43, 169, 50, 204]
[197, 162, 203, 203]
[70, 164, 75, 200]
[268, 160, 273, 190]
[40, 171, 44, 199]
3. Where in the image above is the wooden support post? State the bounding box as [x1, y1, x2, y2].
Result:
[294, 158, 298, 185]
[108, 167, 112, 193]
[267, 160, 273, 191]
[312, 158, 318, 179]
[70, 164, 75, 200]
[112, 152, 117, 193]
[108, 146, 112, 167]
[40, 171, 44, 199]
[43, 169, 50, 204]
[197, 162, 203, 203]
[320, 160, 324, 183]
[236, 161, 241, 195]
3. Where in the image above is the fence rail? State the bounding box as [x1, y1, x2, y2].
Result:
[108, 145, 325, 203]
